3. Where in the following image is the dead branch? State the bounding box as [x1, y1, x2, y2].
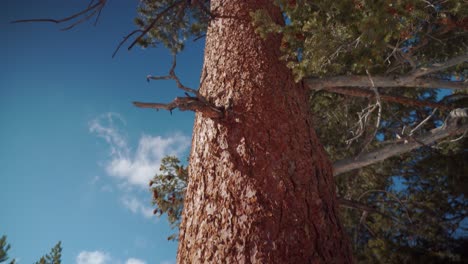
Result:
[112, 30, 144, 58]
[136, 56, 223, 118]
[133, 97, 223, 118]
[409, 108, 438, 136]
[147, 55, 200, 96]
[352, 71, 382, 152]
[11, 0, 107, 30]
[333, 117, 468, 176]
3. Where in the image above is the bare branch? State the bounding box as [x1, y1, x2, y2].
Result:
[147, 55, 200, 95]
[11, 0, 106, 30]
[133, 97, 223, 118]
[353, 70, 382, 153]
[112, 30, 144, 58]
[333, 120, 468, 176]
[409, 108, 438, 136]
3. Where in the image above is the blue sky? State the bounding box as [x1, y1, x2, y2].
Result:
[1, 1, 204, 263]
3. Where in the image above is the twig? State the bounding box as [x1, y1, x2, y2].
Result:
[449, 131, 467, 143]
[112, 30, 144, 58]
[409, 108, 438, 136]
[147, 55, 200, 96]
[11, 0, 106, 29]
[358, 189, 412, 224]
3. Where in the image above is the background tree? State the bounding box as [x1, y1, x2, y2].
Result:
[0, 235, 16, 264]
[34, 241, 62, 264]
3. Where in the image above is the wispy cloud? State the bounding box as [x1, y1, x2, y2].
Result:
[121, 196, 154, 219]
[76, 251, 147, 264]
[76, 251, 111, 264]
[89, 113, 190, 189]
[126, 258, 147, 264]
[89, 112, 129, 158]
[160, 261, 176, 264]
[89, 112, 189, 220]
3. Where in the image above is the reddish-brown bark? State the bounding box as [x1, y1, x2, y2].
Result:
[177, 1, 353, 263]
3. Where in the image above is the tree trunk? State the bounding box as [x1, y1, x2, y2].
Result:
[177, 1, 353, 263]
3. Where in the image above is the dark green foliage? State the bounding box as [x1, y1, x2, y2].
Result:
[34, 241, 62, 264]
[134, 0, 210, 53]
[313, 87, 467, 261]
[149, 156, 188, 240]
[0, 235, 15, 264]
[252, 0, 467, 80]
[1, 235, 62, 264]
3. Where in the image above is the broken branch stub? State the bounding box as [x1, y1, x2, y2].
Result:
[133, 96, 223, 119]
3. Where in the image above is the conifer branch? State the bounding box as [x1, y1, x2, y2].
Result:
[127, 0, 185, 51]
[306, 76, 466, 90]
[306, 53, 468, 91]
[315, 86, 454, 110]
[333, 114, 468, 176]
[406, 53, 468, 80]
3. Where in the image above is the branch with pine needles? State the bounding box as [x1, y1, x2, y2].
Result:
[333, 114, 468, 176]
[306, 53, 468, 91]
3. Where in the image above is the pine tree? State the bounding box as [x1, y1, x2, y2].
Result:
[0, 235, 16, 264]
[34, 242, 62, 264]
[13, 0, 467, 262]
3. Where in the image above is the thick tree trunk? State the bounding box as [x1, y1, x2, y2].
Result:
[177, 1, 353, 263]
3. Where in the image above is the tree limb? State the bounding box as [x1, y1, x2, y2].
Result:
[133, 97, 223, 118]
[333, 121, 468, 176]
[11, 0, 107, 30]
[306, 53, 468, 91]
[306, 75, 466, 90]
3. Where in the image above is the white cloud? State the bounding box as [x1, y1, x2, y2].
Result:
[126, 258, 147, 264]
[121, 196, 154, 219]
[76, 251, 111, 264]
[89, 113, 190, 189]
